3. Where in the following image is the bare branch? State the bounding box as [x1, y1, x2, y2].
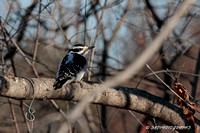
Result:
[0, 76, 199, 131]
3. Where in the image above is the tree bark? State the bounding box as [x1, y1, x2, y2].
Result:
[0, 76, 199, 132]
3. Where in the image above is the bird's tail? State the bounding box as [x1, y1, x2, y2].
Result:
[53, 78, 68, 90]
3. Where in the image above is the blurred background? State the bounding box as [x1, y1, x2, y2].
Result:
[0, 0, 200, 132]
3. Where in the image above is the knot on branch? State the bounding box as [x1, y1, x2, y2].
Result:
[0, 76, 9, 92]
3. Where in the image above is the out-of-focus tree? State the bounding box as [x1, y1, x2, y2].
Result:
[0, 0, 200, 132]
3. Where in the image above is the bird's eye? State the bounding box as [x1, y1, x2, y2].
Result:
[70, 48, 82, 52]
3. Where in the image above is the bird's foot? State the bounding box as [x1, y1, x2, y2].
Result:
[75, 80, 83, 87]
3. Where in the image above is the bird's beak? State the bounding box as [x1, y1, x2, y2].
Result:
[88, 46, 95, 49]
[84, 46, 95, 51]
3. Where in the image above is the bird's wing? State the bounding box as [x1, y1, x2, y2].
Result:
[58, 53, 87, 79]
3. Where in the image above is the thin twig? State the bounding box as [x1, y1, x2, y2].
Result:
[129, 110, 149, 133]
[88, 13, 95, 81]
[56, 0, 66, 25]
[4, 1, 14, 24]
[107, 0, 132, 46]
[50, 100, 68, 121]
[84, 0, 87, 44]
[84, 107, 98, 133]
[146, 64, 195, 110]
[8, 98, 20, 133]
[105, 109, 118, 128]
[191, 47, 200, 98]
[32, 0, 42, 78]
[88, 0, 106, 80]
[11, 38, 32, 66]
[20, 101, 31, 133]
[146, 69, 200, 77]
[42, 3, 73, 45]
[0, 19, 16, 76]
[0, 42, 5, 74]
[95, 105, 104, 132]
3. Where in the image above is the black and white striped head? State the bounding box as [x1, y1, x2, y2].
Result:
[68, 44, 95, 56]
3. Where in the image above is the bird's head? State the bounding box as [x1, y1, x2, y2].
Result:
[68, 44, 95, 56]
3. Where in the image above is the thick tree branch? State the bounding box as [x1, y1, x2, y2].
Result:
[0, 76, 199, 132]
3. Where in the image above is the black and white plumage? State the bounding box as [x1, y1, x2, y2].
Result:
[53, 44, 95, 90]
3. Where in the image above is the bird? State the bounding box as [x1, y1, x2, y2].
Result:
[53, 44, 95, 90]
